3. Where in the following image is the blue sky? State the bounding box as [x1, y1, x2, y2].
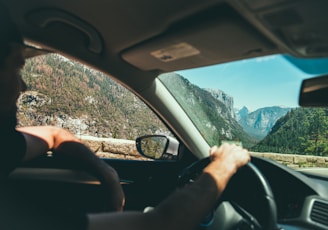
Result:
[177, 54, 316, 111]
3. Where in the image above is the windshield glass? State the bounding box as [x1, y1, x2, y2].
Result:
[159, 54, 328, 168]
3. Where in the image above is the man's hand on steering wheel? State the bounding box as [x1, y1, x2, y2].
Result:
[204, 143, 251, 194]
[178, 143, 278, 230]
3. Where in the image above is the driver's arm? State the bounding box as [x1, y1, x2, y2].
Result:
[88, 143, 250, 230]
[17, 126, 125, 212]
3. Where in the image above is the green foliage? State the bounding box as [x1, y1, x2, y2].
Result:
[252, 108, 328, 156]
[19, 54, 169, 139]
[159, 73, 256, 148]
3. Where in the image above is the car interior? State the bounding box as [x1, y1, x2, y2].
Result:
[1, 0, 328, 229]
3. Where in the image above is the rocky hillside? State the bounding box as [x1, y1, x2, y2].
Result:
[18, 54, 169, 140]
[160, 73, 256, 147]
[18, 54, 263, 148]
[205, 88, 236, 119]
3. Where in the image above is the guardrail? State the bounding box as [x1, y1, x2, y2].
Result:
[251, 152, 328, 168]
[80, 136, 328, 168]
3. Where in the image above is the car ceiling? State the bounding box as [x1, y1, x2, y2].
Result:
[2, 0, 328, 93]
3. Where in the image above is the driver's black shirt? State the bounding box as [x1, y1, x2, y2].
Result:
[0, 116, 87, 230]
[0, 114, 26, 176]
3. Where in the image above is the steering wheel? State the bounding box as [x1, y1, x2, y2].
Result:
[178, 157, 278, 230]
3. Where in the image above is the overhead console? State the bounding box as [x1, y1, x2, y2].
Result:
[231, 0, 328, 58]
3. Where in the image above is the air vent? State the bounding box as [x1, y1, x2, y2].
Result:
[310, 200, 328, 226]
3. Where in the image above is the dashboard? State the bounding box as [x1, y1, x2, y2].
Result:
[252, 157, 328, 230]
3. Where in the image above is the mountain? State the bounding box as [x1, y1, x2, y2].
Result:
[160, 73, 256, 147]
[19, 54, 256, 147]
[236, 106, 291, 140]
[252, 108, 328, 156]
[18, 54, 169, 139]
[236, 106, 249, 120]
[205, 89, 236, 119]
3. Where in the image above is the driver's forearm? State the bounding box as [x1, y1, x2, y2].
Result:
[19, 126, 125, 211]
[150, 172, 226, 230]
[20, 126, 121, 191]
[53, 141, 125, 211]
[88, 172, 222, 230]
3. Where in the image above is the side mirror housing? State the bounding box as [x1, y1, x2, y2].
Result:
[136, 135, 179, 161]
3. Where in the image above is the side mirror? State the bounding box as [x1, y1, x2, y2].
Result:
[136, 135, 179, 161]
[299, 74, 328, 107]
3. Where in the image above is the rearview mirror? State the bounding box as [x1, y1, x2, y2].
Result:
[136, 135, 179, 161]
[299, 74, 328, 107]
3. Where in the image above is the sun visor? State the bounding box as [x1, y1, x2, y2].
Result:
[121, 5, 277, 72]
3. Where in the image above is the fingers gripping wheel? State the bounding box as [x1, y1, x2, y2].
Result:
[178, 157, 278, 230]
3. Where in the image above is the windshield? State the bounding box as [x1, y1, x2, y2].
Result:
[159, 54, 328, 168]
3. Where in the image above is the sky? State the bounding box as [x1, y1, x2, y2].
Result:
[177, 54, 317, 112]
